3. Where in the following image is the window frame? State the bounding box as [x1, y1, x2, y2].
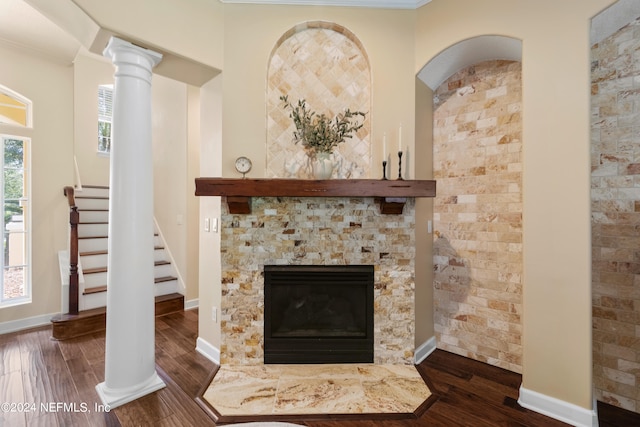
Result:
[98, 84, 113, 155]
[1, 134, 31, 307]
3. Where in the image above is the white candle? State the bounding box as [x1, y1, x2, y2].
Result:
[398, 125, 402, 152]
[383, 133, 387, 159]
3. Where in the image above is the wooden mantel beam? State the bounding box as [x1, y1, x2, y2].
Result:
[195, 178, 436, 214]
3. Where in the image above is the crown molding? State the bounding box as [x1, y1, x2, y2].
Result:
[219, 0, 432, 9]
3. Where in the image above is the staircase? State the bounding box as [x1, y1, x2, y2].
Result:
[52, 185, 184, 339]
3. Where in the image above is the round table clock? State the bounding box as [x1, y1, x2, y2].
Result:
[234, 156, 252, 178]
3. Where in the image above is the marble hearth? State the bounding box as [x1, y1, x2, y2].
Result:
[220, 196, 416, 365]
[202, 364, 432, 417]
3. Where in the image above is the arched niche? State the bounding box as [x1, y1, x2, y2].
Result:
[417, 35, 522, 90]
[266, 21, 371, 178]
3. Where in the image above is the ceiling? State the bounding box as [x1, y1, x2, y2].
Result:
[0, 0, 636, 82]
[0, 0, 430, 66]
[0, 0, 81, 63]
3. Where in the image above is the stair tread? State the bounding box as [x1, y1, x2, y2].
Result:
[78, 235, 108, 239]
[83, 267, 107, 274]
[75, 196, 109, 200]
[80, 250, 108, 256]
[84, 261, 170, 273]
[81, 185, 109, 189]
[155, 276, 178, 283]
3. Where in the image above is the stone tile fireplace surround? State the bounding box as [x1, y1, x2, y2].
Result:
[219, 196, 416, 365]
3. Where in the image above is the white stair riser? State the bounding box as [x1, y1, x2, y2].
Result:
[82, 271, 107, 288]
[79, 253, 108, 270]
[75, 198, 109, 210]
[155, 279, 179, 296]
[154, 263, 175, 278]
[80, 279, 179, 311]
[154, 249, 168, 262]
[78, 223, 108, 238]
[82, 265, 175, 287]
[78, 236, 162, 252]
[78, 237, 108, 253]
[80, 249, 167, 268]
[78, 210, 109, 223]
[80, 292, 107, 311]
[75, 187, 109, 198]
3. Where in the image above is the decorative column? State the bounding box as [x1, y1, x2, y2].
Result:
[96, 37, 164, 409]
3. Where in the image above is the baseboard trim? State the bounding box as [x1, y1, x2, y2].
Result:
[184, 298, 199, 310]
[196, 337, 220, 365]
[0, 312, 59, 335]
[414, 336, 437, 364]
[518, 386, 597, 427]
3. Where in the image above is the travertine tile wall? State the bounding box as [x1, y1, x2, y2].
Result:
[591, 17, 640, 413]
[266, 22, 371, 178]
[220, 197, 415, 365]
[432, 60, 523, 373]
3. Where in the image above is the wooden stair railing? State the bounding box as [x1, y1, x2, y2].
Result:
[63, 186, 79, 315]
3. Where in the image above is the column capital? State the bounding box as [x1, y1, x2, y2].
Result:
[103, 37, 162, 83]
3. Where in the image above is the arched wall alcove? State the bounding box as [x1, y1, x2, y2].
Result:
[414, 1, 611, 420]
[416, 35, 524, 372]
[265, 21, 371, 178]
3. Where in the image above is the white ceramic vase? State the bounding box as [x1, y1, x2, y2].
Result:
[311, 152, 335, 179]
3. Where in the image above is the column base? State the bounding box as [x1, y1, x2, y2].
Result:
[95, 371, 166, 410]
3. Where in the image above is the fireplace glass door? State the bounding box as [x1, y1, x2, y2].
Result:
[264, 265, 374, 364]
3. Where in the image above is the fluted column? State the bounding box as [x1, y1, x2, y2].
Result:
[96, 37, 165, 409]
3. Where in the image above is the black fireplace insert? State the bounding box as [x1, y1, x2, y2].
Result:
[264, 265, 374, 364]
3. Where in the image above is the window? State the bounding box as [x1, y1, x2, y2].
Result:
[0, 87, 31, 127]
[98, 84, 113, 153]
[2, 135, 30, 306]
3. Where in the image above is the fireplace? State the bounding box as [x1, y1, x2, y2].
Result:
[264, 265, 374, 364]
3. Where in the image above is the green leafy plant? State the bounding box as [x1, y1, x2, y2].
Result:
[280, 95, 366, 156]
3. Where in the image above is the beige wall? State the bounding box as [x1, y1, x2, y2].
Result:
[151, 74, 189, 298]
[73, 54, 112, 186]
[414, 77, 434, 347]
[198, 75, 223, 351]
[186, 86, 201, 303]
[0, 44, 74, 324]
[221, 4, 416, 178]
[416, 0, 615, 409]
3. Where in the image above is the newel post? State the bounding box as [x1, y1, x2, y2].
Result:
[68, 205, 79, 315]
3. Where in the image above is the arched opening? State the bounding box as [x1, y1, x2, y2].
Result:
[416, 35, 524, 372]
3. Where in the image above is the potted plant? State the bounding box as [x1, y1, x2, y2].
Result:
[280, 95, 366, 179]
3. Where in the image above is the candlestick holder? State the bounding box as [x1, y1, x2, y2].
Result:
[382, 160, 388, 180]
[397, 151, 403, 180]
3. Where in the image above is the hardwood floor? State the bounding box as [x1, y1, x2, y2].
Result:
[0, 309, 636, 426]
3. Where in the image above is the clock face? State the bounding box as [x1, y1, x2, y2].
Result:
[235, 156, 252, 175]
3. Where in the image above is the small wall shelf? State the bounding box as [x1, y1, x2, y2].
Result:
[194, 178, 436, 214]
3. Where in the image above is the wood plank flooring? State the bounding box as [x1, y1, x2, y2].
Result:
[0, 308, 636, 426]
